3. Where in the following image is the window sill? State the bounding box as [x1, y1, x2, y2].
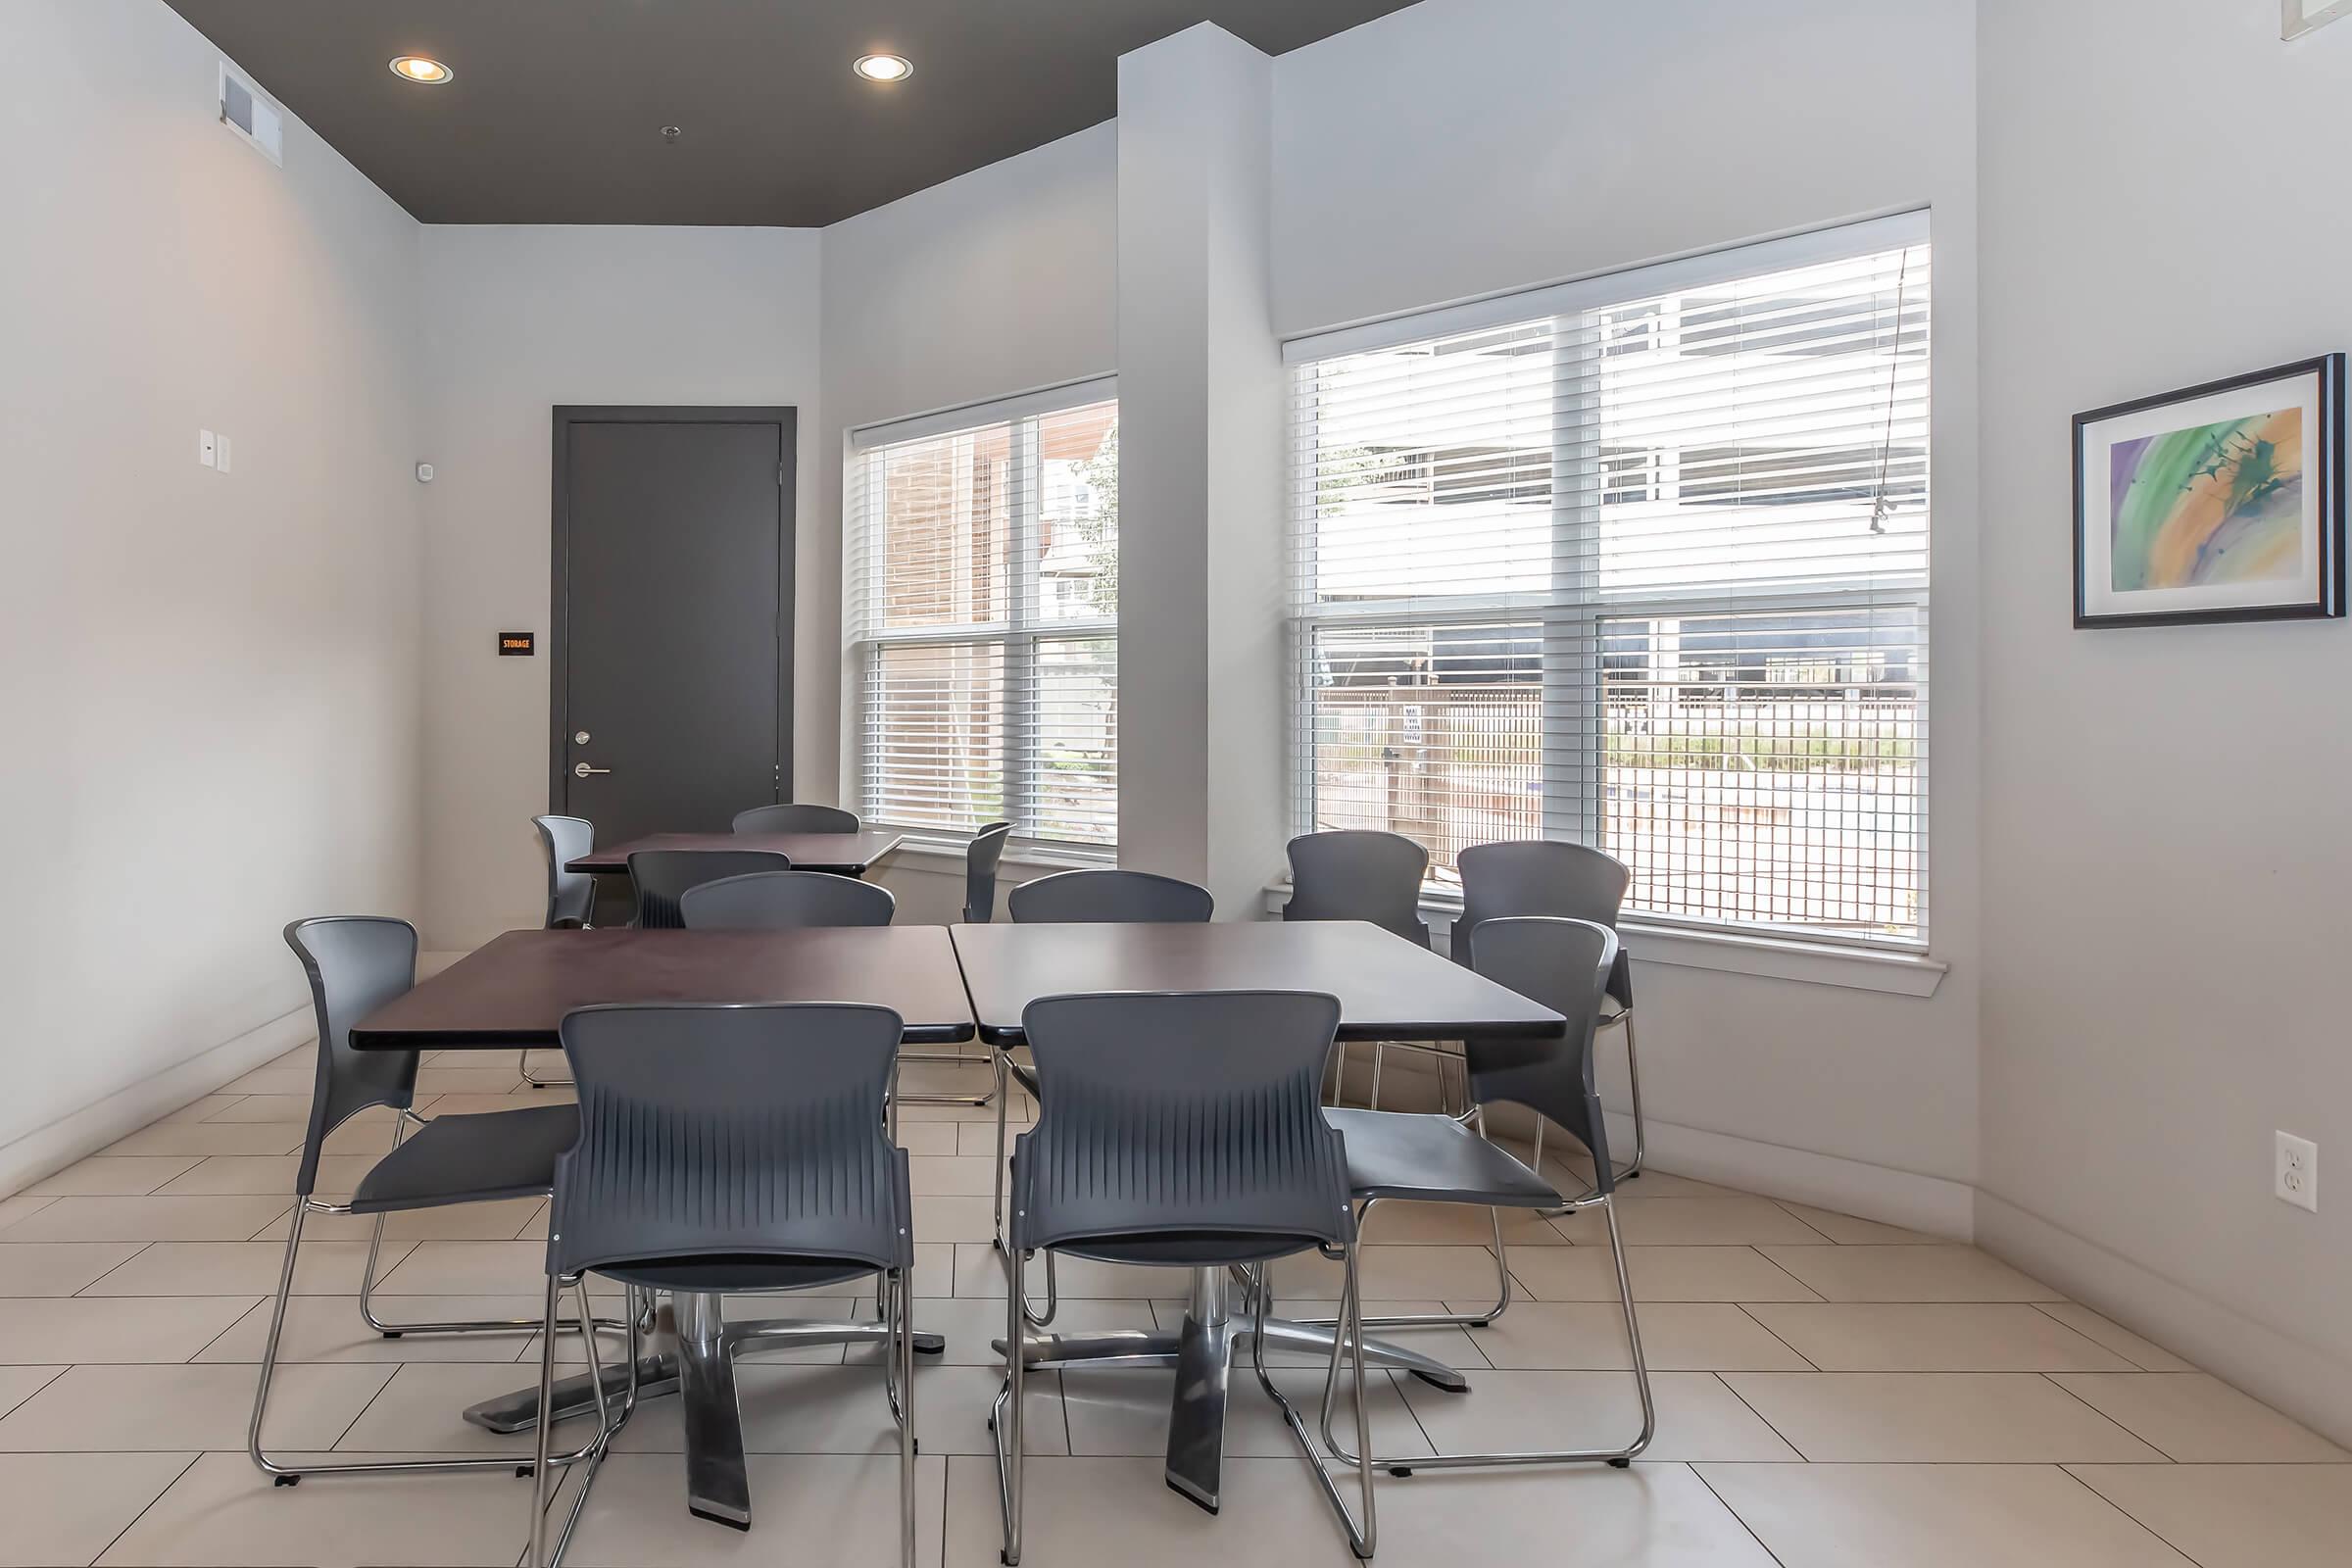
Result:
[1258, 883, 1947, 998]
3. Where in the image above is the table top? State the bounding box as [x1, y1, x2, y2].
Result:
[567, 829, 905, 876]
[948, 919, 1564, 1044]
[351, 926, 975, 1049]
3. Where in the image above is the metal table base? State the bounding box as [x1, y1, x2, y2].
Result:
[1006, 1266, 1466, 1512]
[465, 1295, 944, 1528]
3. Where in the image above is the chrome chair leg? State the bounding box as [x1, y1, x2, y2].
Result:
[894, 1044, 999, 1107]
[354, 1115, 620, 1342]
[1320, 1194, 1653, 1474]
[254, 1207, 624, 1486]
[1255, 1247, 1376, 1559]
[893, 1265, 917, 1568]
[519, 1048, 572, 1089]
[1290, 1195, 1513, 1332]
[1617, 1010, 1646, 1179]
[989, 1051, 1055, 1327]
[993, 1248, 1028, 1566]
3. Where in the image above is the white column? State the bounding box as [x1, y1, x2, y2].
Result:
[1114, 24, 1286, 915]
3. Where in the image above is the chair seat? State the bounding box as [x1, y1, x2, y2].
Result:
[1055, 1230, 1327, 1268]
[1326, 1107, 1560, 1207]
[349, 1104, 577, 1214]
[595, 1255, 875, 1293]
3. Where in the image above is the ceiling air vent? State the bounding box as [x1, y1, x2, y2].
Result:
[219, 63, 283, 167]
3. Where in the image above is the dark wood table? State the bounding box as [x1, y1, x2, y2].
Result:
[565, 829, 904, 878]
[947, 918, 1565, 1512]
[348, 923, 968, 1530]
[351, 925, 973, 1049]
[951, 917, 1564, 1046]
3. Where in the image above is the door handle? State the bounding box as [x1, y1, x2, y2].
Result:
[573, 762, 610, 778]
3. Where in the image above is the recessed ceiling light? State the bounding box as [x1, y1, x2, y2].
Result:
[853, 53, 912, 83]
[389, 56, 454, 85]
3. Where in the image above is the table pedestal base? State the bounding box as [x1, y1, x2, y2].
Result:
[464, 1298, 945, 1528]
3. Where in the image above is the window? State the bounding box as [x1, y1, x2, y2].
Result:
[1288, 216, 1930, 946]
[847, 381, 1118, 850]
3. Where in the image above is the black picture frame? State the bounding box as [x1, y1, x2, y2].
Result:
[2072, 353, 2344, 628]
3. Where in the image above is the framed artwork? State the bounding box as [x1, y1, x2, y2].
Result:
[2073, 354, 2344, 628]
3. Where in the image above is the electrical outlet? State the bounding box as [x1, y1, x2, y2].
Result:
[2276, 1131, 2318, 1213]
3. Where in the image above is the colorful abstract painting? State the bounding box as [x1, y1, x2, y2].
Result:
[2074, 355, 2342, 627]
[2106, 410, 2304, 592]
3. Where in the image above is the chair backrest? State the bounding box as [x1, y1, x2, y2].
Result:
[1283, 830, 1430, 945]
[548, 1003, 911, 1282]
[627, 850, 793, 929]
[732, 803, 861, 834]
[679, 869, 896, 929]
[1451, 838, 1634, 1004]
[962, 821, 1013, 925]
[283, 916, 421, 1197]
[1006, 868, 1214, 924]
[1010, 991, 1351, 1258]
[1464, 915, 1619, 1194]
[533, 815, 597, 929]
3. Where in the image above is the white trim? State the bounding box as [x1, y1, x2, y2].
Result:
[1611, 1113, 1975, 1239]
[847, 372, 1117, 450]
[1976, 1190, 2352, 1447]
[0, 1003, 314, 1198]
[1284, 210, 1930, 363]
[1258, 883, 1947, 997]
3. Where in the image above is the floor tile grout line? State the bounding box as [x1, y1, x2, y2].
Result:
[1710, 1367, 1813, 1462]
[0, 1361, 74, 1424]
[2027, 1301, 2180, 1373]
[2037, 1369, 2186, 1462]
[85, 1448, 204, 1568]
[322, 1359, 408, 1453]
[1759, 1198, 1839, 1245]
[2049, 1463, 2207, 1566]
[1687, 1458, 1795, 1568]
[71, 1239, 160, 1298]
[1732, 1300, 1823, 1372]
[180, 1295, 270, 1363]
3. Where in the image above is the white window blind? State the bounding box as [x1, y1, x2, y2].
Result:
[847, 380, 1118, 850]
[1288, 216, 1932, 946]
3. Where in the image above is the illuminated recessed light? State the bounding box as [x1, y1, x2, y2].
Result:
[854, 53, 912, 83]
[389, 56, 454, 85]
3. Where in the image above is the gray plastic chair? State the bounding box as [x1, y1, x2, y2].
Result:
[679, 869, 896, 929]
[522, 815, 598, 1088]
[990, 865, 1215, 1291]
[627, 849, 792, 929]
[731, 803, 861, 834]
[963, 821, 1013, 924]
[888, 820, 1018, 1111]
[254, 918, 623, 1489]
[1285, 831, 1431, 1110]
[529, 1003, 916, 1568]
[1451, 839, 1646, 1179]
[1314, 916, 1653, 1474]
[1005, 867, 1214, 924]
[996, 991, 1373, 1562]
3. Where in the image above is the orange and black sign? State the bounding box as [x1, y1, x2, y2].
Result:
[497, 631, 536, 657]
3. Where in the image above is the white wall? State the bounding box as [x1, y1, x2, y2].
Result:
[1976, 0, 2352, 1441]
[416, 226, 822, 948]
[1270, 0, 1984, 1208]
[816, 125, 1118, 915]
[0, 0, 424, 1181]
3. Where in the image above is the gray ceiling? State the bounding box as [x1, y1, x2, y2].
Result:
[162, 1, 1416, 226]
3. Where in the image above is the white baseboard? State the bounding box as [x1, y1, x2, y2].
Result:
[1606, 1111, 1977, 1239]
[0, 1003, 316, 1198]
[1974, 1190, 2352, 1448]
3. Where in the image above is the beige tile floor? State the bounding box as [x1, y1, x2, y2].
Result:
[0, 1043, 2342, 1565]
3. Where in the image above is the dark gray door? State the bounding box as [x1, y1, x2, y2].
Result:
[552, 408, 794, 841]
